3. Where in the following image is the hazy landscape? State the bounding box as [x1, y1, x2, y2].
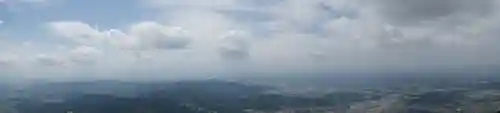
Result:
[3, 0, 500, 112]
[0, 74, 499, 113]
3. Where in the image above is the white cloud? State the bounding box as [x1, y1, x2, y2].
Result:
[69, 45, 101, 65]
[323, 17, 364, 44]
[0, 53, 19, 68]
[49, 21, 192, 51]
[36, 0, 500, 75]
[218, 30, 251, 60]
[129, 22, 191, 50]
[34, 54, 67, 67]
[2, 0, 500, 78]
[48, 21, 106, 45]
[269, 0, 327, 32]
[106, 29, 140, 50]
[165, 9, 237, 37]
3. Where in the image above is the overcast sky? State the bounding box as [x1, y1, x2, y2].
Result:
[1, 0, 500, 80]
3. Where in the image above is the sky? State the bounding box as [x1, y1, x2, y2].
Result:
[1, 0, 500, 80]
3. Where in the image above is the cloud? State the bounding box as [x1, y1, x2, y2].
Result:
[69, 45, 101, 65]
[165, 9, 238, 37]
[2, 0, 500, 78]
[322, 16, 427, 49]
[322, 17, 366, 46]
[0, 53, 18, 68]
[39, 0, 500, 74]
[34, 54, 67, 67]
[218, 30, 250, 60]
[309, 50, 327, 61]
[269, 0, 328, 32]
[48, 21, 106, 45]
[49, 21, 192, 50]
[272, 0, 325, 24]
[129, 22, 191, 50]
[106, 29, 140, 50]
[357, 0, 498, 27]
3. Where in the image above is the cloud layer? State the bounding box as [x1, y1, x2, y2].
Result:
[1, 0, 500, 79]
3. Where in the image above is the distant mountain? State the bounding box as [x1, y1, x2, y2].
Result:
[7, 77, 500, 113]
[5, 80, 368, 113]
[14, 94, 201, 113]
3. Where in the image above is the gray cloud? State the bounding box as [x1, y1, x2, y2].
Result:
[3, 0, 500, 77]
[130, 22, 192, 50]
[153, 35, 190, 49]
[372, 0, 496, 25]
[0, 54, 18, 68]
[34, 54, 67, 67]
[219, 48, 249, 60]
[69, 45, 101, 65]
[218, 31, 250, 60]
